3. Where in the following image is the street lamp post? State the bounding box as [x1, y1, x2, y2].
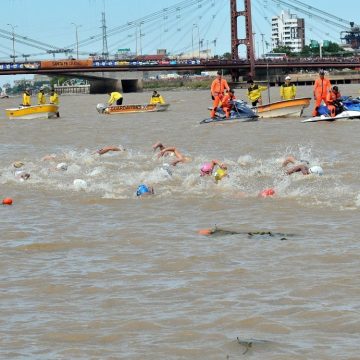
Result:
[191, 25, 195, 57]
[319, 41, 323, 59]
[139, 22, 144, 56]
[7, 23, 17, 62]
[260, 33, 265, 58]
[71, 23, 81, 59]
[192, 24, 201, 58]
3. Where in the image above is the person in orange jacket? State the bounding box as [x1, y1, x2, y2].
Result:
[210, 70, 230, 119]
[312, 69, 331, 116]
[221, 89, 236, 118]
[326, 86, 342, 117]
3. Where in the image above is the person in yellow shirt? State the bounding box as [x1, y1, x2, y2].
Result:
[22, 88, 31, 106]
[280, 76, 296, 100]
[107, 91, 123, 106]
[37, 87, 46, 105]
[149, 90, 165, 104]
[49, 89, 59, 105]
[247, 80, 267, 106]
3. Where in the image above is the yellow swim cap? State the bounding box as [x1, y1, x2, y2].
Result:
[13, 161, 24, 168]
[215, 168, 227, 181]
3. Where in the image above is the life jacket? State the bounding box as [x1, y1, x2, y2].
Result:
[150, 94, 165, 104]
[211, 78, 229, 97]
[280, 83, 296, 100]
[50, 93, 59, 105]
[38, 91, 46, 105]
[248, 84, 267, 102]
[314, 78, 331, 98]
[22, 92, 31, 106]
[222, 93, 236, 108]
[326, 90, 341, 104]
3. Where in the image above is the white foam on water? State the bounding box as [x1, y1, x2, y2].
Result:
[73, 179, 88, 191]
[354, 193, 360, 207]
[0, 144, 355, 208]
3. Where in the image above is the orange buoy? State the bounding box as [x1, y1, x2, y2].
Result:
[2, 197, 13, 205]
[198, 228, 212, 235]
[259, 188, 275, 197]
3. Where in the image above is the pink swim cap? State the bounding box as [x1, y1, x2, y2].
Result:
[200, 162, 213, 176]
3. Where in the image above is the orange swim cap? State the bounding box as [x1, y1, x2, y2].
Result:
[198, 228, 212, 235]
[259, 188, 275, 197]
[2, 198, 13, 205]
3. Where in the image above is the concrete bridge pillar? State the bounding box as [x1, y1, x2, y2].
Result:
[64, 70, 144, 94]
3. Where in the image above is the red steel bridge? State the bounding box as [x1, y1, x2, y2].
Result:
[0, 0, 359, 80]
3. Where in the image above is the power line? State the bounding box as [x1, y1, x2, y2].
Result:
[289, 0, 355, 26]
[269, 0, 349, 30]
[66, 0, 211, 50]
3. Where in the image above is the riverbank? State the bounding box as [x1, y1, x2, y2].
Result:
[144, 70, 360, 91]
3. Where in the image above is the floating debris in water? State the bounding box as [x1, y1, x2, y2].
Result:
[236, 337, 272, 355]
[198, 226, 295, 240]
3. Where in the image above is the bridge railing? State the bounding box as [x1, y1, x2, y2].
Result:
[0, 56, 359, 74]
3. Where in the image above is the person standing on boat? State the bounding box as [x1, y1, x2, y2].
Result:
[247, 80, 267, 107]
[221, 89, 236, 118]
[50, 89, 59, 105]
[107, 91, 123, 106]
[280, 76, 296, 100]
[37, 87, 46, 105]
[22, 88, 31, 106]
[326, 86, 343, 117]
[312, 69, 331, 116]
[210, 70, 230, 119]
[150, 90, 165, 105]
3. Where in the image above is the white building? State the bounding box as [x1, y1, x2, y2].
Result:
[271, 10, 305, 52]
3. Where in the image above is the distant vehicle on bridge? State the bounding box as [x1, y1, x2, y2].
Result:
[264, 53, 288, 60]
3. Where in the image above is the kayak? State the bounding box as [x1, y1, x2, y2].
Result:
[201, 100, 258, 124]
[96, 103, 169, 114]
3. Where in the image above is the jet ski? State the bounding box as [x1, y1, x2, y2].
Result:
[302, 103, 360, 123]
[340, 96, 360, 112]
[201, 100, 258, 124]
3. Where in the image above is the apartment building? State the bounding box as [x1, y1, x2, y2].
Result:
[271, 10, 305, 52]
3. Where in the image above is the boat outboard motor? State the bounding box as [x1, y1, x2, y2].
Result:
[96, 103, 107, 114]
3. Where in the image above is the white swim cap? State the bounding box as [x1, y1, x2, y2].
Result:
[56, 162, 68, 171]
[73, 178, 88, 190]
[15, 170, 25, 177]
[309, 165, 324, 176]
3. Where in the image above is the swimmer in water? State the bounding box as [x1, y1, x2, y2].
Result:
[200, 159, 227, 176]
[282, 155, 309, 167]
[15, 170, 30, 181]
[157, 146, 190, 166]
[152, 141, 166, 152]
[41, 154, 58, 161]
[96, 146, 125, 155]
[286, 164, 324, 176]
[13, 161, 25, 168]
[282, 155, 323, 176]
[136, 184, 154, 197]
